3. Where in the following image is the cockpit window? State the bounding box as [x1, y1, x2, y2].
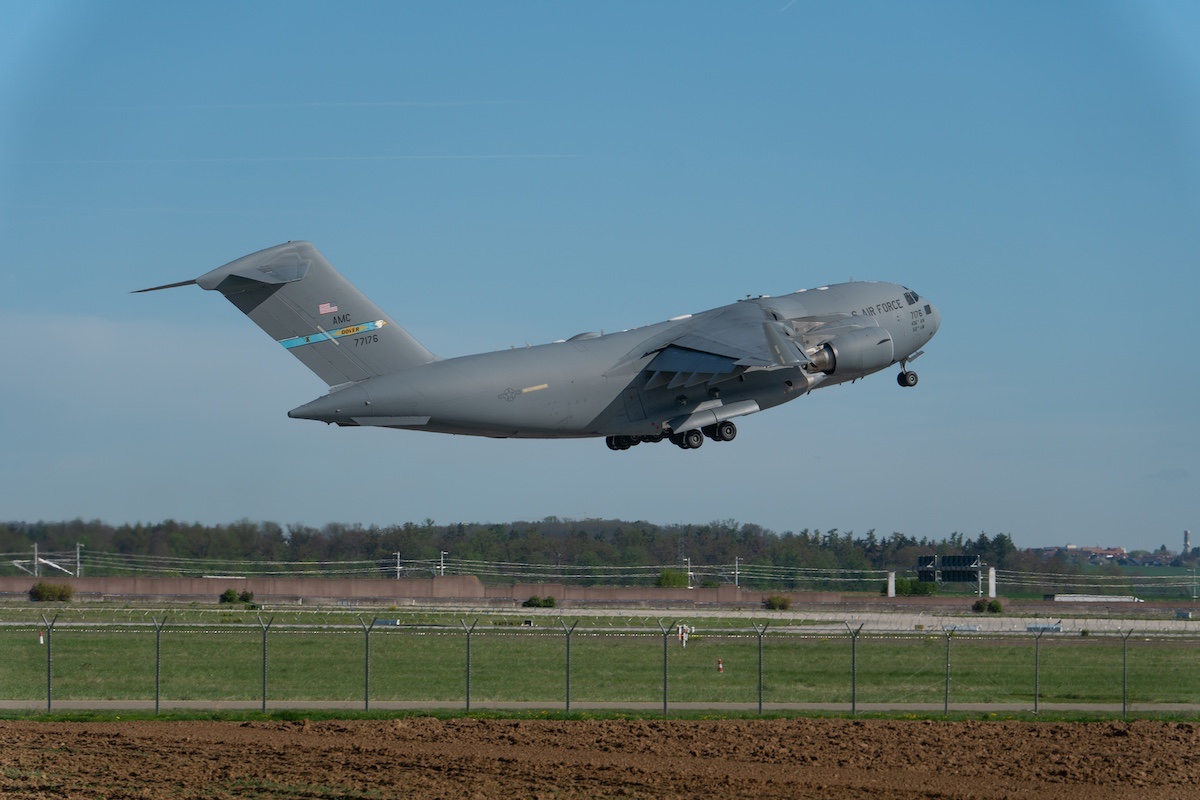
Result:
[903, 291, 920, 305]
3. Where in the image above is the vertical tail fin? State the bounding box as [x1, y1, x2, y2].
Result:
[187, 242, 438, 386]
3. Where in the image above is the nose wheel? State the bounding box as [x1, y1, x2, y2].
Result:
[897, 355, 920, 387]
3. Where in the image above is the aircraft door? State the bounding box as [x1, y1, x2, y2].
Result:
[622, 387, 647, 422]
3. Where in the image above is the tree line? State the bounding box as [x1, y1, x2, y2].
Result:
[3, 517, 1041, 576]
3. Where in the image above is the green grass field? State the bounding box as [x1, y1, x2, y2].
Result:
[2, 609, 1197, 712]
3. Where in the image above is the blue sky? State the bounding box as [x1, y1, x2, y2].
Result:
[2, 2, 1197, 552]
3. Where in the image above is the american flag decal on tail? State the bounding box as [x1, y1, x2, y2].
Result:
[318, 302, 338, 315]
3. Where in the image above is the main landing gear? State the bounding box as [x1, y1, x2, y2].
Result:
[897, 358, 919, 388]
[605, 421, 737, 451]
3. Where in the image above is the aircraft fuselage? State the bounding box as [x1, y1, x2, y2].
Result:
[288, 281, 940, 440]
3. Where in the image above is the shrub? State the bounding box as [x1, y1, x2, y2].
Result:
[238, 590, 254, 603]
[656, 569, 689, 588]
[521, 595, 556, 608]
[971, 598, 987, 613]
[892, 577, 937, 596]
[29, 582, 73, 602]
[987, 599, 1003, 614]
[763, 594, 791, 610]
[219, 588, 240, 604]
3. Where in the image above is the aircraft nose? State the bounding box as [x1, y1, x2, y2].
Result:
[927, 301, 941, 334]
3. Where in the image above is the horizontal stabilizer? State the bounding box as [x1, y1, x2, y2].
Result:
[132, 279, 197, 293]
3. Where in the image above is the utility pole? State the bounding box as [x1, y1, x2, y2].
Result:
[76, 543, 83, 577]
[439, 551, 448, 577]
[33, 543, 38, 578]
[735, 556, 740, 588]
[394, 552, 401, 580]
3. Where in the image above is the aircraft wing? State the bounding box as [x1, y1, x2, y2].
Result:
[611, 301, 870, 390]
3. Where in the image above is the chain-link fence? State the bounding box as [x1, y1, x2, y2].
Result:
[3, 619, 1197, 716]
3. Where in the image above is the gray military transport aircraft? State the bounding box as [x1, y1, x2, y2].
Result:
[138, 241, 940, 451]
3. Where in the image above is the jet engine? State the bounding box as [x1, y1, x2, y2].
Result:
[807, 327, 895, 375]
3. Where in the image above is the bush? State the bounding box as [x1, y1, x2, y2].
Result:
[763, 593, 791, 610]
[29, 582, 73, 602]
[238, 590, 254, 603]
[987, 599, 1003, 614]
[971, 598, 987, 613]
[891, 577, 937, 596]
[656, 569, 689, 588]
[972, 598, 1003, 613]
[521, 595, 556, 608]
[219, 588, 240, 604]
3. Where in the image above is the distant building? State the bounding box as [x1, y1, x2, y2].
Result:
[1042, 544, 1128, 561]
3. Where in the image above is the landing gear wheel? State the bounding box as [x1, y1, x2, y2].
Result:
[682, 429, 705, 449]
[715, 420, 737, 442]
[606, 436, 621, 451]
[898, 370, 918, 387]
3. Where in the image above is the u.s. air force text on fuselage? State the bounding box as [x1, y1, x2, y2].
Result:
[137, 242, 941, 451]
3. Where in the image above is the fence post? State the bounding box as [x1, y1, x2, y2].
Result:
[657, 620, 672, 716]
[257, 615, 274, 713]
[560, 620, 578, 713]
[753, 622, 768, 715]
[943, 629, 952, 715]
[844, 622, 863, 716]
[153, 616, 169, 715]
[461, 619, 478, 711]
[1033, 629, 1043, 715]
[41, 613, 58, 713]
[1122, 629, 1134, 719]
[360, 616, 377, 712]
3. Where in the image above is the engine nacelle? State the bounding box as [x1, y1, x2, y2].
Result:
[807, 327, 895, 375]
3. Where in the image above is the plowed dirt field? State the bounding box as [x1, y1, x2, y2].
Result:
[1, 717, 1197, 799]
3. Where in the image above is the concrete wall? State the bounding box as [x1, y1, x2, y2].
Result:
[0, 575, 841, 607]
[0, 575, 487, 604]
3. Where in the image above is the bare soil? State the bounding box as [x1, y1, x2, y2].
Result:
[1, 717, 1197, 799]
